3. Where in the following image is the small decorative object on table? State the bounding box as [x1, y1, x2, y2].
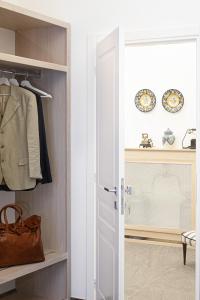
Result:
[162, 128, 175, 149]
[182, 128, 196, 149]
[139, 133, 153, 148]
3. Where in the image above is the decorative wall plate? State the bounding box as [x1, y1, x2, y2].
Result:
[162, 89, 184, 113]
[135, 89, 156, 112]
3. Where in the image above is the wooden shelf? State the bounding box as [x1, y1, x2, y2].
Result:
[0, 251, 68, 285]
[0, 0, 69, 30]
[0, 52, 68, 72]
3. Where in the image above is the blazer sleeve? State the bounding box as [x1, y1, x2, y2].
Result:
[27, 93, 42, 179]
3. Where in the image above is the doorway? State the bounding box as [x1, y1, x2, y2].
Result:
[124, 40, 196, 299]
[87, 28, 200, 300]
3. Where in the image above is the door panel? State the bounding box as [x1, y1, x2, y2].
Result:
[96, 28, 124, 300]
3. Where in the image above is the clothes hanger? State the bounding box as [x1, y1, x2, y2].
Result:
[9, 72, 19, 87]
[0, 71, 11, 96]
[21, 73, 52, 99]
[0, 77, 10, 86]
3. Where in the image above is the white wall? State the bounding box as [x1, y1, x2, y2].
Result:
[4, 0, 200, 298]
[125, 41, 196, 148]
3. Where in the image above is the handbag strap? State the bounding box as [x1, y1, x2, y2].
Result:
[0, 204, 23, 227]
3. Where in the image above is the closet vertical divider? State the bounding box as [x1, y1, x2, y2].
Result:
[0, 2, 70, 300]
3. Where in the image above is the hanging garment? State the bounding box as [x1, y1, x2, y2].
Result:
[0, 85, 42, 190]
[21, 86, 52, 184]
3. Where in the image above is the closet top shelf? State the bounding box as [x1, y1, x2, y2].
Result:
[0, 52, 68, 72]
[0, 1, 70, 30]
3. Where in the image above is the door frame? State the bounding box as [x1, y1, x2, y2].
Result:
[86, 26, 200, 300]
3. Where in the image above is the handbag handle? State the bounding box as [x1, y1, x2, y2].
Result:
[0, 204, 23, 227]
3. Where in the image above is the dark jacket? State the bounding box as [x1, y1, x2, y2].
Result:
[22, 87, 52, 184]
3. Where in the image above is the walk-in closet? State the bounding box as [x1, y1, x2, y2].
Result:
[0, 2, 70, 300]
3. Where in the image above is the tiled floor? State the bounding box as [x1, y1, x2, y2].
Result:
[125, 241, 195, 300]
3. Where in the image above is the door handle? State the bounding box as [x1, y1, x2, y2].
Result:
[104, 186, 117, 209]
[104, 187, 117, 195]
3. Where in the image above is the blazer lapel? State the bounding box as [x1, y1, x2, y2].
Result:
[1, 87, 21, 129]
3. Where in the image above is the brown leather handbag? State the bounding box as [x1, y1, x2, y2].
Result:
[0, 204, 45, 267]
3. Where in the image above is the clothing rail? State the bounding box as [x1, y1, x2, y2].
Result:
[0, 69, 41, 79]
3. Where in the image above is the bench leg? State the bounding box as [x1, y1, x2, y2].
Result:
[183, 243, 187, 265]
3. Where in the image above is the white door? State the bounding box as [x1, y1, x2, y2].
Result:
[96, 28, 124, 300]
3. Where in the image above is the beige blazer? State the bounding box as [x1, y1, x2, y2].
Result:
[0, 85, 42, 190]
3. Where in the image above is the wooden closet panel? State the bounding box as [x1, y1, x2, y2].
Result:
[0, 28, 15, 54]
[0, 291, 44, 299]
[15, 71, 68, 253]
[0, 192, 15, 208]
[0, 192, 15, 221]
[0, 1, 69, 30]
[15, 26, 67, 65]
[16, 262, 67, 300]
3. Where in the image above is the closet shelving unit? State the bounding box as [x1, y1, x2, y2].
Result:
[0, 2, 70, 300]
